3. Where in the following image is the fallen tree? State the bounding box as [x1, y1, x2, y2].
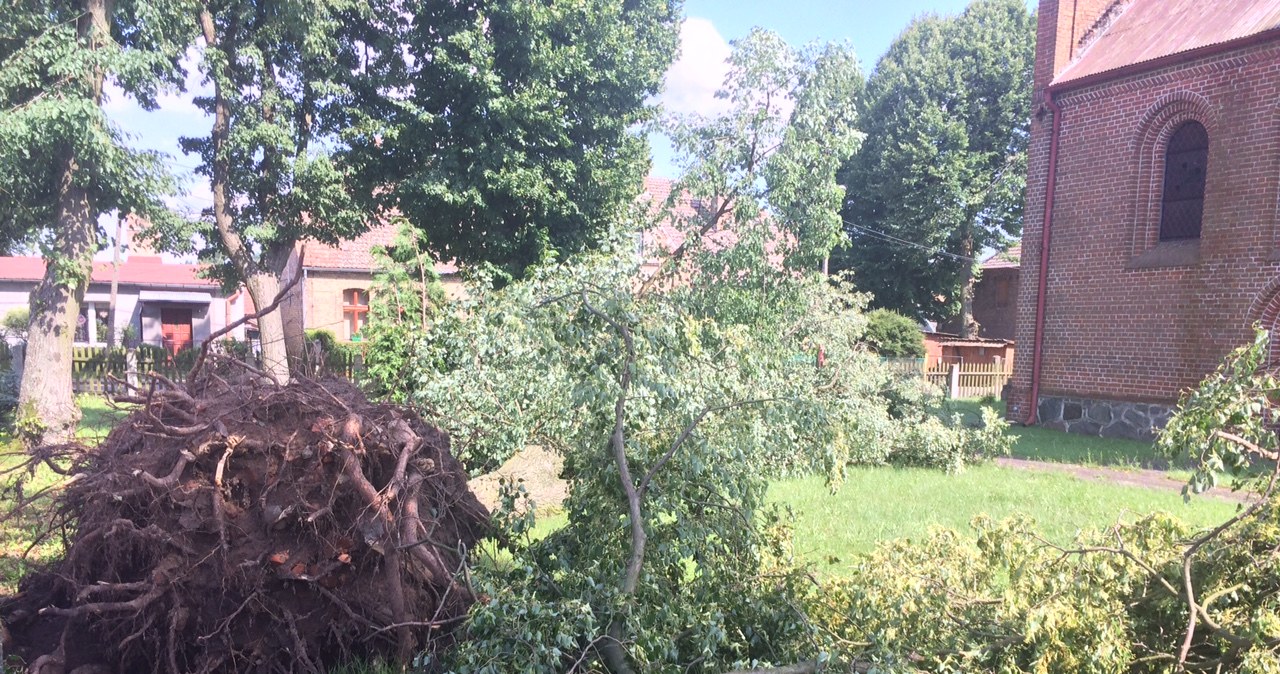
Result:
[0, 363, 489, 674]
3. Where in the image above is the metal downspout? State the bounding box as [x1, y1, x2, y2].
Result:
[1026, 91, 1062, 426]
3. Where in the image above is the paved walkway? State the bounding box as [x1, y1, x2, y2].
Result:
[995, 456, 1251, 503]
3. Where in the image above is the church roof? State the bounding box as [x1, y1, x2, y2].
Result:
[1056, 0, 1280, 87]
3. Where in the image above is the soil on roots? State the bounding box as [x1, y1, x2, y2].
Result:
[0, 370, 489, 674]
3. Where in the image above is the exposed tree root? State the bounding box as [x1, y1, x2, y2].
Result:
[0, 366, 489, 673]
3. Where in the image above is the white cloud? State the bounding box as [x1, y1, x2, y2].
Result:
[156, 50, 210, 116]
[659, 17, 732, 117]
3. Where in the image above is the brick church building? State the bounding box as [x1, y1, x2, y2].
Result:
[1007, 0, 1280, 438]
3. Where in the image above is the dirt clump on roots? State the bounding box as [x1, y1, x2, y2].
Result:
[0, 368, 489, 674]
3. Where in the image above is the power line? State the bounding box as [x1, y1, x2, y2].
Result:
[842, 221, 976, 263]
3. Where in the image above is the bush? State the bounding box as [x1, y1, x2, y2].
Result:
[863, 308, 925, 358]
[359, 222, 447, 403]
[888, 405, 1011, 472]
[1, 307, 28, 341]
[0, 369, 17, 425]
[799, 331, 1280, 673]
[303, 329, 362, 377]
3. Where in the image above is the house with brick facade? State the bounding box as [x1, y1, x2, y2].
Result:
[284, 226, 463, 342]
[938, 244, 1020, 342]
[974, 244, 1019, 342]
[1008, 0, 1280, 439]
[284, 176, 762, 342]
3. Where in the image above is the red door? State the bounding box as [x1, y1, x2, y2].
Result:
[160, 308, 193, 356]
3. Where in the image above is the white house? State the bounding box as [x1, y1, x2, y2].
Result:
[0, 255, 245, 353]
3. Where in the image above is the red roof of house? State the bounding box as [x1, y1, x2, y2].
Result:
[0, 256, 216, 287]
[306, 178, 759, 275]
[639, 176, 742, 258]
[981, 243, 1020, 270]
[1056, 0, 1280, 86]
[303, 224, 459, 274]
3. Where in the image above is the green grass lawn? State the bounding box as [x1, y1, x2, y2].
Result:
[0, 434, 64, 591]
[771, 464, 1239, 574]
[76, 394, 129, 440]
[0, 393, 1254, 673]
[0, 395, 128, 591]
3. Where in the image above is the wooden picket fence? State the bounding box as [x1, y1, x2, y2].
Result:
[70, 346, 193, 395]
[880, 357, 926, 376]
[925, 361, 1013, 399]
[69, 343, 364, 395]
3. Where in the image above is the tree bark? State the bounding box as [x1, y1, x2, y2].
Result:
[268, 247, 307, 371]
[107, 214, 123, 348]
[244, 272, 289, 382]
[198, 6, 291, 384]
[959, 223, 978, 339]
[18, 170, 93, 445]
[17, 0, 113, 447]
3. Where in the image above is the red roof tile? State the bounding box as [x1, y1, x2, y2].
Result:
[639, 176, 740, 259]
[981, 243, 1020, 270]
[1056, 0, 1280, 86]
[303, 224, 459, 274]
[307, 177, 755, 275]
[0, 256, 216, 287]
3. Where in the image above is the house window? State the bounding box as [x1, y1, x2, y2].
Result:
[94, 305, 109, 344]
[1159, 121, 1208, 241]
[74, 309, 89, 344]
[73, 302, 111, 345]
[342, 288, 370, 340]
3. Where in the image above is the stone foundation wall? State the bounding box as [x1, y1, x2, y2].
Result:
[1036, 395, 1174, 441]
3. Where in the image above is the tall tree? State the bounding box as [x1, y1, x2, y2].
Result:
[181, 0, 392, 382]
[347, 0, 681, 283]
[0, 0, 188, 444]
[832, 0, 1034, 335]
[652, 28, 864, 289]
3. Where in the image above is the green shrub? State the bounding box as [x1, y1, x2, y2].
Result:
[863, 308, 925, 358]
[359, 222, 447, 403]
[0, 370, 17, 424]
[303, 329, 362, 377]
[1, 307, 28, 341]
[798, 331, 1280, 673]
[305, 328, 340, 353]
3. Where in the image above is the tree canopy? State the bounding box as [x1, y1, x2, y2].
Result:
[346, 0, 682, 282]
[174, 0, 403, 379]
[659, 29, 865, 278]
[864, 308, 926, 358]
[0, 0, 187, 255]
[0, 0, 190, 444]
[832, 0, 1034, 329]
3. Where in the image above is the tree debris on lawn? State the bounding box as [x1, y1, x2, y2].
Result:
[0, 362, 489, 674]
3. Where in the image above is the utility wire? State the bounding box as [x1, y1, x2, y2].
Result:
[842, 220, 977, 263]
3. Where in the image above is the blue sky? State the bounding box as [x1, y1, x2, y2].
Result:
[105, 0, 998, 213]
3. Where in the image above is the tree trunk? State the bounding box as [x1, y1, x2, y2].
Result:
[107, 214, 123, 348]
[959, 223, 978, 339]
[16, 0, 113, 447]
[244, 272, 290, 383]
[960, 270, 977, 338]
[268, 247, 307, 371]
[198, 6, 291, 385]
[17, 163, 95, 445]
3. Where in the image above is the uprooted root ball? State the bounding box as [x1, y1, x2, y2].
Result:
[1, 372, 489, 674]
